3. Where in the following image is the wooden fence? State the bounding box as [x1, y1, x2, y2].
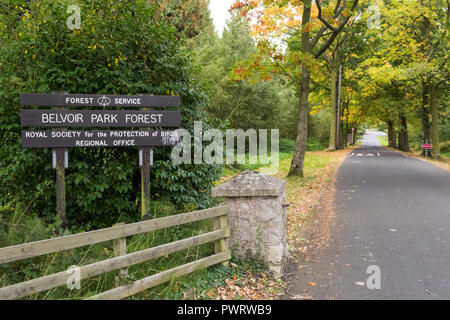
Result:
[0, 205, 230, 300]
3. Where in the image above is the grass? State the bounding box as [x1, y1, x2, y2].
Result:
[221, 152, 293, 177]
[275, 150, 347, 208]
[377, 135, 389, 147]
[221, 138, 329, 177]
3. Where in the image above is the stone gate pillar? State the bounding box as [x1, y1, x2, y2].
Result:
[212, 170, 288, 278]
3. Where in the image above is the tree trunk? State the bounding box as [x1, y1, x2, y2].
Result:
[399, 113, 409, 152]
[352, 127, 357, 145]
[288, 0, 311, 177]
[431, 83, 440, 157]
[392, 128, 397, 148]
[387, 120, 394, 147]
[421, 82, 431, 155]
[328, 54, 338, 151]
[398, 131, 403, 150]
[289, 67, 310, 177]
[336, 64, 342, 149]
[344, 104, 349, 147]
[402, 114, 410, 152]
[340, 119, 345, 149]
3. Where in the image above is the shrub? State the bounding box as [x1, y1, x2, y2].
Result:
[0, 0, 222, 229]
[307, 138, 328, 151]
[440, 141, 450, 154]
[279, 138, 296, 153]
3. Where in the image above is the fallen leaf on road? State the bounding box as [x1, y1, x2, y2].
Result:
[291, 294, 313, 300]
[425, 290, 436, 296]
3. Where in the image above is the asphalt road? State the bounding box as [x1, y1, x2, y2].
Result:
[286, 131, 450, 300]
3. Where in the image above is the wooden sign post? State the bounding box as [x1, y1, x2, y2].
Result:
[140, 147, 151, 221]
[140, 105, 152, 221]
[20, 93, 181, 227]
[55, 148, 67, 229]
[53, 101, 68, 229]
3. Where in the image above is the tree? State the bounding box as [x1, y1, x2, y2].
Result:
[232, 0, 360, 176]
[151, 0, 214, 39]
[194, 13, 291, 132]
[352, 0, 449, 153]
[411, 0, 449, 157]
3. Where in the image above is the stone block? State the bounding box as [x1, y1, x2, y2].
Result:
[212, 170, 288, 278]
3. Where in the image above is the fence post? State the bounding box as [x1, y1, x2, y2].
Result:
[113, 222, 128, 287]
[213, 215, 230, 267]
[55, 148, 67, 229]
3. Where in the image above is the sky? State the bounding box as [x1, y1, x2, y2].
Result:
[209, 0, 235, 37]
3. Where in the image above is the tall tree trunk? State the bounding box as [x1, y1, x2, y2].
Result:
[352, 127, 357, 145]
[387, 120, 394, 147]
[328, 54, 338, 151]
[289, 66, 310, 177]
[289, 0, 311, 177]
[399, 113, 409, 152]
[431, 83, 440, 157]
[344, 104, 349, 147]
[398, 132, 403, 150]
[402, 114, 410, 152]
[421, 82, 431, 155]
[336, 64, 342, 149]
[392, 125, 397, 148]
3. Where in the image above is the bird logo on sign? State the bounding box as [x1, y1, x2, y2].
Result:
[97, 95, 111, 107]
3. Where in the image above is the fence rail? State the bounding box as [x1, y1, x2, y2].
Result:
[0, 205, 230, 300]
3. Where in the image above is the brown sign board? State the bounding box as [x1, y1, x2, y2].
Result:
[20, 110, 181, 128]
[20, 93, 180, 108]
[22, 130, 181, 148]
